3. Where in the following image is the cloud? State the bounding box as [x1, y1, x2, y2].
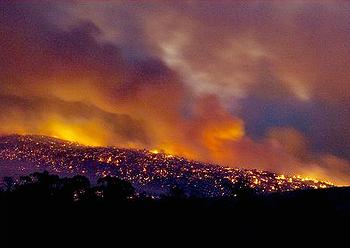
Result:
[1, 1, 350, 184]
[0, 95, 149, 147]
[267, 127, 310, 161]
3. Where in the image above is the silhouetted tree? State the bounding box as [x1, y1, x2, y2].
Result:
[19, 175, 32, 186]
[97, 176, 135, 201]
[3, 177, 14, 192]
[222, 178, 256, 200]
[168, 185, 187, 199]
[59, 175, 91, 202]
[27, 171, 61, 201]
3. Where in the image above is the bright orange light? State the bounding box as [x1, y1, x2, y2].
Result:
[202, 120, 245, 151]
[44, 115, 103, 146]
[150, 149, 160, 154]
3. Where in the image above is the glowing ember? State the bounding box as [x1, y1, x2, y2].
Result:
[0, 135, 334, 197]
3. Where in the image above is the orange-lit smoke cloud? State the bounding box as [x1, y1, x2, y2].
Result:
[1, 2, 350, 185]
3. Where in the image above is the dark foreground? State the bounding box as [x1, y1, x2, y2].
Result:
[2, 172, 350, 245]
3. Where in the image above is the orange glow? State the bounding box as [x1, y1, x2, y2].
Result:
[43, 116, 104, 146]
[0, 105, 345, 185]
[2, 0, 350, 188]
[150, 149, 160, 154]
[202, 120, 245, 149]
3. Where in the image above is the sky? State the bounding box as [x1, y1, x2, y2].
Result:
[1, 1, 350, 184]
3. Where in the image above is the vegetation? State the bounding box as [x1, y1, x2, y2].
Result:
[2, 171, 350, 243]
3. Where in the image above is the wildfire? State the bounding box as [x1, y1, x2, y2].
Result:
[0, 113, 342, 186]
[0, 134, 335, 196]
[150, 149, 160, 154]
[44, 116, 104, 147]
[202, 120, 245, 150]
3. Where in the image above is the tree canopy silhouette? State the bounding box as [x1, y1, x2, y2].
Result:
[97, 176, 135, 201]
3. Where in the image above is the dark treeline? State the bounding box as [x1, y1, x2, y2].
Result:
[0, 171, 256, 204]
[1, 171, 137, 205]
[2, 171, 350, 244]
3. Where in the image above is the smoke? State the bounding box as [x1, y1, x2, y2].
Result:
[1, 1, 350, 184]
[0, 95, 149, 147]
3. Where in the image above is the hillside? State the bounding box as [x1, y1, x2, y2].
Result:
[0, 134, 333, 197]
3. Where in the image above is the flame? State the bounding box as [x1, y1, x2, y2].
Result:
[202, 119, 245, 150]
[45, 115, 104, 146]
[150, 149, 160, 154]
